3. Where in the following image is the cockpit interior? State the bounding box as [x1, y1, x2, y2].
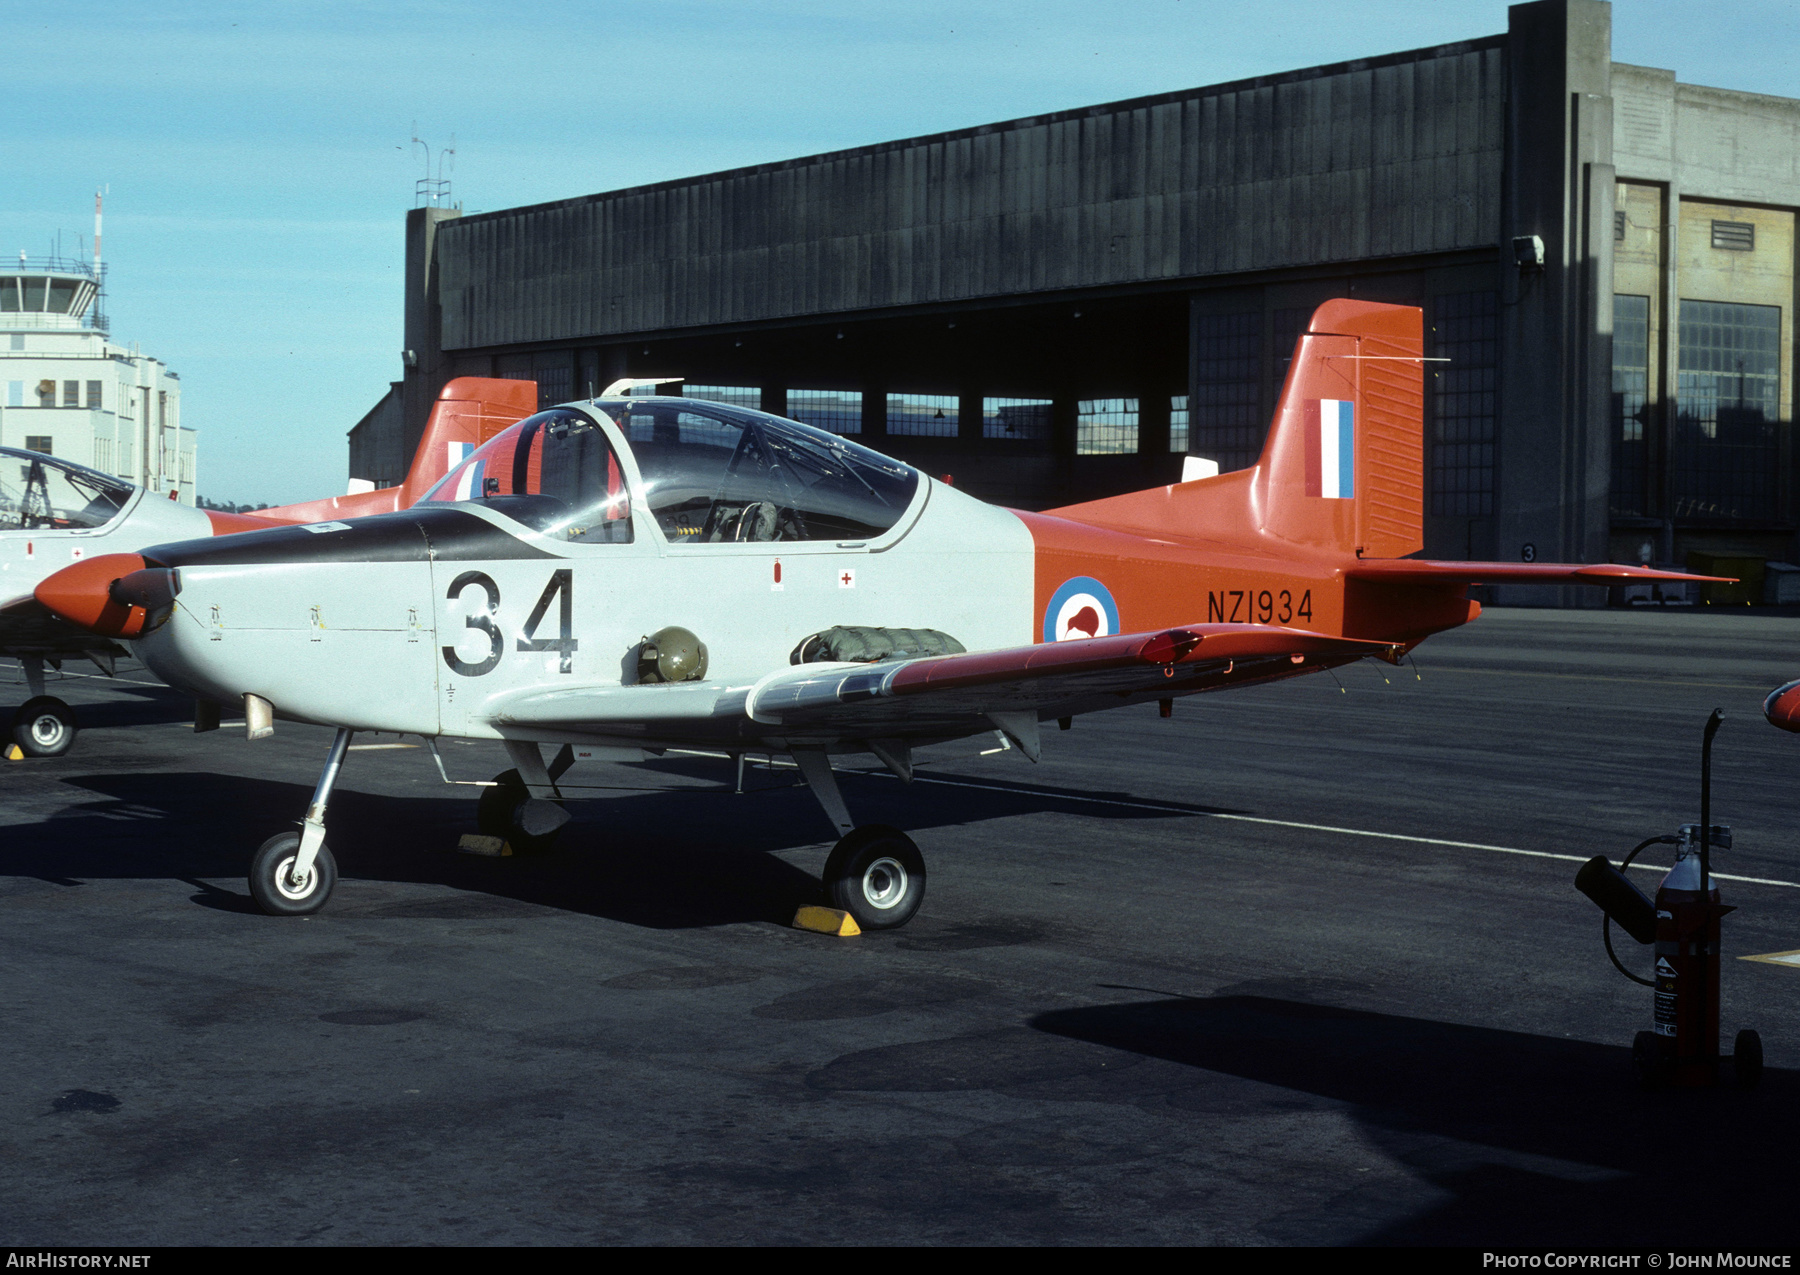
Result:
[422, 399, 921, 545]
[0, 447, 134, 532]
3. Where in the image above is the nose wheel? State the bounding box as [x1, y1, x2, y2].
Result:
[249, 726, 351, 916]
[249, 831, 338, 915]
[10, 696, 77, 758]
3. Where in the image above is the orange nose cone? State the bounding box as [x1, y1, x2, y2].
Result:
[35, 553, 150, 637]
[1764, 680, 1800, 733]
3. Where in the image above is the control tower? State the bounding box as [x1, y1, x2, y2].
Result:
[0, 246, 194, 503]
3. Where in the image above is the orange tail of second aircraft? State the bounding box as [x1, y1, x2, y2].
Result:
[218, 378, 538, 530]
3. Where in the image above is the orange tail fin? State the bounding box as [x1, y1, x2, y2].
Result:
[1051, 299, 1424, 559]
[253, 378, 538, 525]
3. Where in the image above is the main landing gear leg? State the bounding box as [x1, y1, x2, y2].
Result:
[790, 747, 927, 931]
[9, 656, 78, 758]
[248, 727, 350, 915]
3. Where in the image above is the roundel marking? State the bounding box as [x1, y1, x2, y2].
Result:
[1044, 576, 1121, 643]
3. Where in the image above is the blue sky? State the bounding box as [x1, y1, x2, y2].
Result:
[6, 0, 1794, 503]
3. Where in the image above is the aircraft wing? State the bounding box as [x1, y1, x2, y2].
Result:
[485, 624, 1394, 749]
[1346, 559, 1730, 585]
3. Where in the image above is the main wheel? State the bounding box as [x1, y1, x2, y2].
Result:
[248, 831, 338, 916]
[1734, 1028, 1764, 1090]
[11, 697, 77, 758]
[822, 824, 926, 931]
[477, 769, 529, 836]
[475, 768, 566, 854]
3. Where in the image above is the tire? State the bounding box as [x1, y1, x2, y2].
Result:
[475, 769, 565, 853]
[477, 769, 528, 837]
[1734, 1028, 1764, 1090]
[11, 697, 77, 758]
[248, 831, 338, 916]
[822, 824, 926, 931]
[1632, 1030, 1661, 1088]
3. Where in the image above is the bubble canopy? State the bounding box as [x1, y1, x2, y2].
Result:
[422, 399, 922, 544]
[0, 446, 133, 531]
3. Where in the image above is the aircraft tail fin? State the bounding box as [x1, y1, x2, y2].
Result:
[254, 379, 538, 525]
[1049, 299, 1424, 558]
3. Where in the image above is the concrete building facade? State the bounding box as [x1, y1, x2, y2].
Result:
[0, 256, 193, 504]
[358, 0, 1800, 585]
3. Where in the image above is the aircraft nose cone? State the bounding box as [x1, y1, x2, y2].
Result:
[35, 553, 153, 637]
[1764, 679, 1800, 733]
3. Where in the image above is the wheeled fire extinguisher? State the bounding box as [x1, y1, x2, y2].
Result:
[1574, 709, 1763, 1088]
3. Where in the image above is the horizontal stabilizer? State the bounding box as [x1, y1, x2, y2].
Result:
[1346, 560, 1733, 586]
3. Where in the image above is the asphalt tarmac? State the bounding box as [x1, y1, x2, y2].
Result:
[3, 605, 1800, 1247]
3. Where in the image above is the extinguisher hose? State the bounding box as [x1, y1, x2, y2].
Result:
[1603, 835, 1679, 987]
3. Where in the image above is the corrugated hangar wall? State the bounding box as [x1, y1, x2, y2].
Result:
[435, 40, 1504, 350]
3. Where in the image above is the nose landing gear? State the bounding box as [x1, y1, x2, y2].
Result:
[249, 727, 350, 916]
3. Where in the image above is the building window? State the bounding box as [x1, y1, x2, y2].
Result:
[118, 438, 134, 478]
[887, 393, 957, 437]
[158, 390, 167, 426]
[1675, 299, 1781, 520]
[683, 385, 760, 411]
[786, 389, 862, 435]
[6, 381, 20, 407]
[1711, 221, 1755, 252]
[1429, 291, 1499, 518]
[86, 380, 102, 410]
[1611, 295, 1652, 518]
[1076, 398, 1139, 455]
[62, 380, 79, 407]
[1615, 210, 1628, 242]
[8, 334, 21, 351]
[24, 436, 52, 455]
[1190, 313, 1262, 471]
[94, 439, 112, 473]
[982, 397, 1051, 441]
[1169, 395, 1189, 453]
[118, 385, 133, 419]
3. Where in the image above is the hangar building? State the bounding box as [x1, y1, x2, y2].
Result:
[355, 0, 1800, 589]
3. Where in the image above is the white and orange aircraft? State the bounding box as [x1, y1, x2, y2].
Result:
[0, 378, 535, 755]
[32, 301, 1710, 926]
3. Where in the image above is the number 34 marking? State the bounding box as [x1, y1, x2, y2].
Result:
[442, 570, 578, 677]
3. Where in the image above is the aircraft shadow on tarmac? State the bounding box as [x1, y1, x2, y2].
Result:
[5, 761, 1229, 930]
[1031, 993, 1796, 1246]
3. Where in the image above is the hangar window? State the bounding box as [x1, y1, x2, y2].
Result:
[887, 393, 958, 437]
[1611, 295, 1651, 518]
[62, 381, 80, 408]
[982, 398, 1052, 441]
[1076, 398, 1139, 454]
[422, 408, 633, 543]
[787, 389, 862, 435]
[1189, 312, 1263, 472]
[604, 400, 919, 543]
[1169, 396, 1189, 453]
[1711, 221, 1755, 252]
[684, 385, 760, 411]
[1675, 299, 1780, 520]
[0, 446, 132, 531]
[1429, 291, 1499, 518]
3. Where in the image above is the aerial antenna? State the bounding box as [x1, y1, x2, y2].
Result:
[411, 126, 456, 209]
